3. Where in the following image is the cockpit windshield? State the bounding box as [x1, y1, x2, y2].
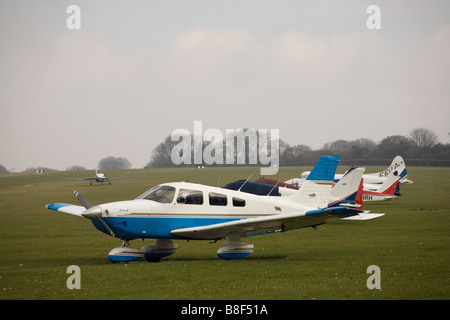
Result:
[136, 185, 176, 203]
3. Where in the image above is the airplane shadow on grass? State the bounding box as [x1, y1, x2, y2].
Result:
[49, 253, 288, 267]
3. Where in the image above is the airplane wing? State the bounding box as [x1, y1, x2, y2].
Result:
[46, 203, 85, 217]
[67, 178, 97, 182]
[106, 176, 133, 182]
[170, 207, 384, 240]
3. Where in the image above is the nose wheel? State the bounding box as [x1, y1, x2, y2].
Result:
[107, 241, 145, 263]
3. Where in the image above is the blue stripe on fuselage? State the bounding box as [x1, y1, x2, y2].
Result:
[92, 216, 244, 240]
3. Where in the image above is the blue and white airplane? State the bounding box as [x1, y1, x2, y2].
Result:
[46, 155, 383, 263]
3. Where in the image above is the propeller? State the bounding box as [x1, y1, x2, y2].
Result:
[74, 190, 92, 209]
[74, 190, 116, 237]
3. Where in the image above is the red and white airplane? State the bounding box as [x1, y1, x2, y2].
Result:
[281, 167, 400, 202]
[284, 156, 408, 202]
[361, 170, 400, 201]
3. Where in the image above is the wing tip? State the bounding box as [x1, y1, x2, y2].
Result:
[45, 203, 70, 211]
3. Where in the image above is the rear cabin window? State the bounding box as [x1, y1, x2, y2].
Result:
[209, 192, 228, 206]
[177, 189, 204, 205]
[232, 197, 246, 207]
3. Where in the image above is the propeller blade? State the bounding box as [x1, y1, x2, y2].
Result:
[74, 190, 92, 209]
[98, 218, 116, 237]
[74, 191, 116, 237]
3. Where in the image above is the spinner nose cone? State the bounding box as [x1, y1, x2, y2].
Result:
[81, 205, 103, 220]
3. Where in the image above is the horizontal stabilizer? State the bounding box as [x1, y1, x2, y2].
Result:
[341, 212, 384, 220]
[338, 203, 362, 208]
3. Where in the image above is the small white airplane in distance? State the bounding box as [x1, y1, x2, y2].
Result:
[286, 155, 412, 187]
[67, 169, 133, 186]
[47, 155, 384, 263]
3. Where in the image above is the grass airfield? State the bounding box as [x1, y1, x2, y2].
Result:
[0, 166, 449, 300]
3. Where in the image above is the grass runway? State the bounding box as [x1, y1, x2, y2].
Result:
[0, 166, 449, 300]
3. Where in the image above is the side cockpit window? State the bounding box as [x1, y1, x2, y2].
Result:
[177, 189, 204, 205]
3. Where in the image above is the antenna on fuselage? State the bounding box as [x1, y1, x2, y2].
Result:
[238, 174, 252, 192]
[266, 180, 281, 196]
[217, 175, 221, 187]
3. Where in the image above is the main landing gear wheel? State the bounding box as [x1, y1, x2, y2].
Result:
[217, 234, 254, 260]
[141, 239, 178, 262]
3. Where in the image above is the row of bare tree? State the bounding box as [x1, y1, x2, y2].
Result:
[145, 128, 450, 168]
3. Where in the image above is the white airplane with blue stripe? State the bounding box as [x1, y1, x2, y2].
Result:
[46, 155, 383, 263]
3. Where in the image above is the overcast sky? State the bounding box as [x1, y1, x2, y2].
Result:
[1, 0, 449, 171]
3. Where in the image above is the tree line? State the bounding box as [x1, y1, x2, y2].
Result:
[1, 128, 448, 173]
[145, 127, 450, 168]
[0, 156, 132, 174]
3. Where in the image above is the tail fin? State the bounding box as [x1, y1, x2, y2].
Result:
[355, 178, 364, 209]
[287, 155, 339, 208]
[376, 170, 400, 195]
[328, 167, 365, 208]
[366, 155, 412, 184]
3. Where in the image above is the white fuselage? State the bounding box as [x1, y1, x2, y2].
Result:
[90, 181, 315, 240]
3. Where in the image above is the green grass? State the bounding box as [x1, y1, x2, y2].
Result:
[0, 166, 449, 299]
